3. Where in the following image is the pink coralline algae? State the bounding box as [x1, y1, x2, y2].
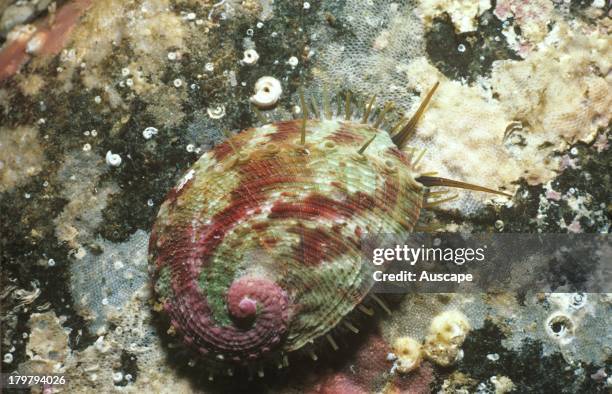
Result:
[545, 189, 562, 201]
[308, 333, 434, 393]
[559, 155, 578, 171]
[567, 218, 583, 233]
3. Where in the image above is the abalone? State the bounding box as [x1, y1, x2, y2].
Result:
[148, 85, 506, 375]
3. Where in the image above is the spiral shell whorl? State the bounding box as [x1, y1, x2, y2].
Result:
[160, 276, 289, 364]
[226, 277, 289, 340]
[149, 118, 424, 368]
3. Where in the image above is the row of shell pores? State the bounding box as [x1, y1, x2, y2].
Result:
[148, 118, 425, 365]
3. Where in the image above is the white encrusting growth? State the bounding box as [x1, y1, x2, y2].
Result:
[287, 56, 299, 67]
[242, 49, 259, 65]
[249, 76, 282, 109]
[142, 126, 158, 139]
[207, 105, 226, 119]
[105, 151, 122, 167]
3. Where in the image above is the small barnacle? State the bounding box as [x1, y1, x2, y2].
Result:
[249, 76, 282, 109]
[105, 151, 122, 167]
[287, 56, 299, 67]
[25, 32, 47, 55]
[242, 49, 259, 65]
[487, 353, 500, 361]
[423, 310, 471, 366]
[570, 293, 587, 309]
[546, 312, 575, 344]
[429, 310, 471, 344]
[207, 105, 226, 119]
[173, 79, 183, 88]
[112, 371, 123, 383]
[143, 127, 158, 139]
[390, 337, 422, 374]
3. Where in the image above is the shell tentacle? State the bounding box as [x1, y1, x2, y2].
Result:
[392, 81, 440, 149]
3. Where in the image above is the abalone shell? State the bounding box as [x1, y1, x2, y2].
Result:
[148, 117, 424, 368]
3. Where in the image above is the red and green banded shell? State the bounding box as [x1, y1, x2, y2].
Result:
[147, 81, 522, 375]
[147, 82, 511, 375]
[148, 115, 425, 367]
